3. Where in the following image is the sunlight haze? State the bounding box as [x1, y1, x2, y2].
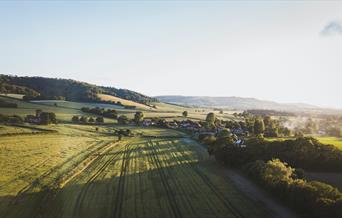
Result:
[1, 1, 341, 108]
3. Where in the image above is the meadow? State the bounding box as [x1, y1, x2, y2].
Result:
[0, 94, 237, 124]
[0, 124, 270, 218]
[316, 137, 342, 150]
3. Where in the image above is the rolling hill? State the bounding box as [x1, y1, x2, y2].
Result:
[0, 74, 157, 104]
[156, 95, 318, 111]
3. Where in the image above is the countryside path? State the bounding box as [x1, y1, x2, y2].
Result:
[221, 167, 298, 218]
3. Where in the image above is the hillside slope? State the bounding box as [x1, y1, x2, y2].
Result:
[0, 74, 156, 104]
[156, 95, 317, 111]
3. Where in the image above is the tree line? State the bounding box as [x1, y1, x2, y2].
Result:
[81, 107, 118, 119]
[243, 159, 342, 218]
[210, 136, 342, 172]
[0, 74, 157, 104]
[199, 133, 342, 218]
[71, 115, 104, 124]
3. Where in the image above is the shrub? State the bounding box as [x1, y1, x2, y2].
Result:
[243, 159, 342, 218]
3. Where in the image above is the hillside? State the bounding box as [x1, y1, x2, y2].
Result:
[156, 95, 318, 111]
[0, 74, 156, 104]
[97, 94, 154, 110]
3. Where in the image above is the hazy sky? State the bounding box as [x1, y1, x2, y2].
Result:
[1, 1, 342, 108]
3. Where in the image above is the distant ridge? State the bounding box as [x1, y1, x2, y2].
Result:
[156, 95, 318, 111]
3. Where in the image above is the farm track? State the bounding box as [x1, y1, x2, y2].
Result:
[163, 141, 219, 217]
[31, 140, 119, 218]
[72, 143, 126, 218]
[146, 140, 183, 218]
[0, 158, 51, 190]
[14, 140, 107, 196]
[170, 141, 245, 218]
[8, 139, 116, 215]
[112, 143, 132, 218]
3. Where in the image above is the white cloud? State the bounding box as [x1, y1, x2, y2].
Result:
[321, 21, 342, 36]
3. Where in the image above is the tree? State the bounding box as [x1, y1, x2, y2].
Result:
[327, 127, 342, 137]
[254, 118, 265, 135]
[88, 117, 95, 123]
[80, 116, 88, 123]
[118, 115, 129, 125]
[72, 115, 79, 123]
[40, 112, 49, 125]
[182, 111, 188, 117]
[206, 112, 216, 126]
[96, 117, 104, 123]
[133, 111, 144, 125]
[49, 112, 57, 124]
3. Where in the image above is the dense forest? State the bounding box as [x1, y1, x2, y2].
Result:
[0, 74, 157, 104]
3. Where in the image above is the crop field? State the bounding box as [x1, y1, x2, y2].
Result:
[0, 125, 270, 218]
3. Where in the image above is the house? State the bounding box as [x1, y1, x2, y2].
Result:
[234, 139, 247, 148]
[231, 128, 249, 136]
[24, 114, 41, 124]
[179, 120, 202, 131]
[142, 119, 155, 127]
[168, 121, 178, 129]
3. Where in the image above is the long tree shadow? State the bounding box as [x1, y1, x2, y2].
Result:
[0, 159, 271, 218]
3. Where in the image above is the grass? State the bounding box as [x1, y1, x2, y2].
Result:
[0, 94, 24, 99]
[0, 124, 270, 218]
[1, 93, 242, 125]
[0, 96, 119, 123]
[316, 137, 342, 150]
[0, 124, 43, 135]
[98, 93, 154, 110]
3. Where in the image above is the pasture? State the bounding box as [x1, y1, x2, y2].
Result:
[0, 94, 239, 125]
[316, 137, 342, 150]
[0, 125, 270, 218]
[97, 94, 153, 110]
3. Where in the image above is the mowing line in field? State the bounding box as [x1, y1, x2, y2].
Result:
[112, 143, 132, 218]
[146, 140, 183, 218]
[72, 142, 126, 218]
[171, 139, 245, 218]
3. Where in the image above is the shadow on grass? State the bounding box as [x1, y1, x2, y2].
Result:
[0, 159, 271, 218]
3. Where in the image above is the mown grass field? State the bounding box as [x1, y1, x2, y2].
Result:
[0, 124, 270, 218]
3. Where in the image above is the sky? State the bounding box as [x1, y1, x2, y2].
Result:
[0, 1, 342, 108]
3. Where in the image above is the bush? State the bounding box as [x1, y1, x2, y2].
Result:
[117, 115, 129, 125]
[214, 136, 342, 172]
[96, 117, 104, 123]
[243, 159, 342, 218]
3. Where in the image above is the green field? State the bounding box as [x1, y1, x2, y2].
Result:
[0, 124, 270, 218]
[316, 137, 342, 150]
[0, 94, 239, 124]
